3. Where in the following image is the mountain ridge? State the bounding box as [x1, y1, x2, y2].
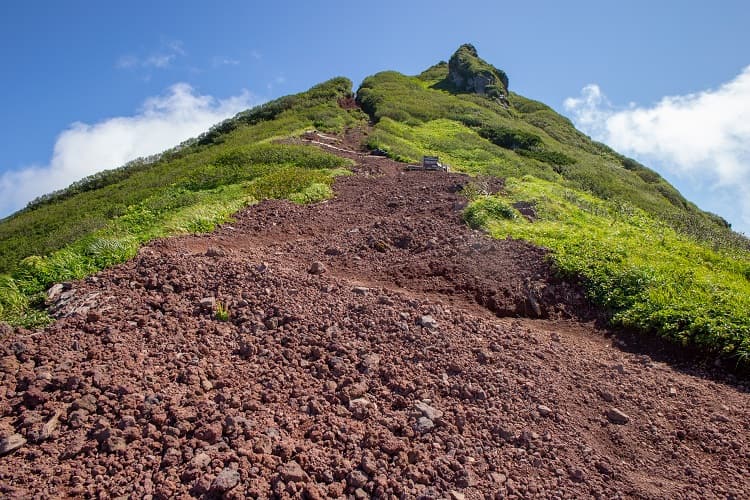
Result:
[0, 45, 748, 364]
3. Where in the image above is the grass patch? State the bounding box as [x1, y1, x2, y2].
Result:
[0, 77, 362, 326]
[466, 176, 750, 365]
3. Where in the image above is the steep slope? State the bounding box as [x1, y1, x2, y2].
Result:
[358, 46, 736, 242]
[357, 45, 750, 363]
[0, 138, 747, 498]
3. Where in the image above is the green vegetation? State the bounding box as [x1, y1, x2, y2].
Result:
[358, 58, 747, 250]
[215, 301, 230, 322]
[357, 45, 750, 365]
[464, 176, 750, 364]
[0, 77, 363, 326]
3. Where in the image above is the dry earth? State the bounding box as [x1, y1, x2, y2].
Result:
[0, 129, 748, 499]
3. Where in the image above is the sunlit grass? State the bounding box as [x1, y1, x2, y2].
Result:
[0, 77, 363, 326]
[466, 176, 750, 363]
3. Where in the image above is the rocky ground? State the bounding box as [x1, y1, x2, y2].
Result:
[0, 129, 748, 499]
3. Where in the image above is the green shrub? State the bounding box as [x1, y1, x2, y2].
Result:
[477, 125, 542, 150]
[0, 79, 362, 325]
[288, 183, 333, 204]
[464, 196, 517, 228]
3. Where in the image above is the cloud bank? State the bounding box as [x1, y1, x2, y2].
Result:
[0, 84, 256, 217]
[564, 66, 750, 234]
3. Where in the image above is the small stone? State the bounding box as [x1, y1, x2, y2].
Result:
[72, 396, 97, 415]
[606, 407, 630, 425]
[599, 390, 615, 402]
[0, 355, 19, 374]
[192, 452, 212, 468]
[86, 310, 101, 323]
[569, 468, 586, 482]
[712, 413, 730, 423]
[211, 468, 240, 492]
[668, 387, 678, 396]
[38, 411, 61, 442]
[353, 286, 369, 295]
[23, 387, 47, 408]
[279, 461, 308, 483]
[205, 247, 226, 257]
[0, 433, 26, 455]
[414, 416, 434, 433]
[595, 461, 613, 475]
[417, 315, 438, 329]
[474, 349, 494, 364]
[377, 295, 393, 306]
[449, 491, 466, 500]
[47, 283, 65, 301]
[349, 397, 374, 411]
[490, 472, 507, 484]
[358, 354, 381, 374]
[105, 436, 127, 454]
[347, 470, 368, 488]
[354, 488, 368, 500]
[67, 410, 88, 428]
[253, 436, 273, 455]
[303, 486, 324, 500]
[195, 421, 222, 444]
[360, 455, 378, 475]
[308, 261, 326, 275]
[537, 404, 553, 417]
[414, 401, 443, 422]
[199, 297, 216, 311]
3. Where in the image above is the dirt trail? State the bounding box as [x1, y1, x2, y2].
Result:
[0, 128, 748, 499]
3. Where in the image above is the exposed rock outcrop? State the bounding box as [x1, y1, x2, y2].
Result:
[448, 44, 509, 103]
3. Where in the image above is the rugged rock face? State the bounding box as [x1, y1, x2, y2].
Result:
[447, 44, 509, 101]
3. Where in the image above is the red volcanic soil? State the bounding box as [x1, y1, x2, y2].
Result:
[1, 129, 748, 499]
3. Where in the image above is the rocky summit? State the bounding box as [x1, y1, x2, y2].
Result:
[448, 44, 509, 100]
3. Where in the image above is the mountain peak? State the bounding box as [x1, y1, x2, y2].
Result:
[447, 43, 509, 100]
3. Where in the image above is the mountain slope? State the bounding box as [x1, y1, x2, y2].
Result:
[0, 142, 747, 498]
[356, 45, 750, 363]
[0, 45, 748, 361]
[0, 78, 366, 325]
[358, 45, 738, 244]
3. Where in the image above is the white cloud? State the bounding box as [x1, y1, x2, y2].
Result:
[115, 55, 139, 69]
[144, 54, 175, 68]
[212, 56, 240, 67]
[0, 84, 258, 217]
[116, 39, 186, 70]
[564, 66, 750, 233]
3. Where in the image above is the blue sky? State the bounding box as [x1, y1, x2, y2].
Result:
[1, 1, 749, 233]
